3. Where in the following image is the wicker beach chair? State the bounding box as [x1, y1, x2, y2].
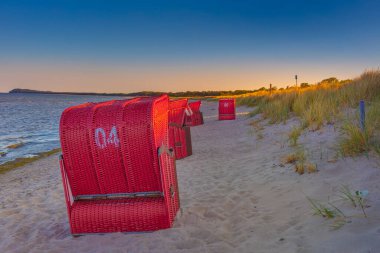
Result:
[219, 98, 236, 120]
[185, 100, 204, 126]
[59, 95, 180, 234]
[168, 99, 192, 160]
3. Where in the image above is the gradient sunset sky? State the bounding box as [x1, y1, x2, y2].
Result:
[1, 0, 380, 93]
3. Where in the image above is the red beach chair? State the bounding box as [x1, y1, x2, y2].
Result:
[219, 98, 236, 120]
[169, 99, 192, 160]
[185, 100, 204, 126]
[59, 95, 180, 234]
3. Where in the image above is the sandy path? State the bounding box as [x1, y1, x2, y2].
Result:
[1, 101, 380, 253]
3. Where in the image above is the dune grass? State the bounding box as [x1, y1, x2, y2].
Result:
[307, 197, 348, 230]
[0, 148, 61, 174]
[339, 185, 368, 218]
[238, 70, 380, 156]
[237, 70, 380, 126]
[307, 197, 342, 219]
[307, 185, 369, 230]
[339, 100, 380, 156]
[288, 126, 303, 146]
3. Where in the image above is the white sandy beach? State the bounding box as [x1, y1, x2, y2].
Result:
[1, 101, 380, 253]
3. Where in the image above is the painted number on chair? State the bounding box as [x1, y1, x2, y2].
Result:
[95, 126, 120, 149]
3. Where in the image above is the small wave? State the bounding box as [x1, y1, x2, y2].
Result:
[6, 142, 25, 149]
[29, 138, 59, 143]
[0, 135, 25, 141]
[23, 154, 38, 158]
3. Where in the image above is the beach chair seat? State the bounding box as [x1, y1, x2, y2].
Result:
[185, 100, 204, 126]
[169, 99, 192, 159]
[59, 95, 180, 234]
[219, 98, 236, 120]
[70, 197, 167, 233]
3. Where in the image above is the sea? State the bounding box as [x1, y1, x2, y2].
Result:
[0, 93, 126, 165]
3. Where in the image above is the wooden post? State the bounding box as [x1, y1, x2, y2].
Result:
[269, 83, 272, 95]
[360, 100, 365, 131]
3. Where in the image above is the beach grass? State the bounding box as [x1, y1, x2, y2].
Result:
[339, 185, 368, 218]
[237, 70, 380, 125]
[237, 70, 380, 156]
[307, 197, 340, 219]
[339, 100, 380, 156]
[0, 148, 61, 174]
[288, 126, 302, 146]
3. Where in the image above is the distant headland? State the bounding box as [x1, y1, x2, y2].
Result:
[9, 88, 257, 97]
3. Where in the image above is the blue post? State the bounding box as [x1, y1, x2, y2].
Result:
[359, 100, 365, 131]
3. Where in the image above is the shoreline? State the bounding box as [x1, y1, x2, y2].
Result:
[0, 148, 61, 174]
[0, 97, 218, 175]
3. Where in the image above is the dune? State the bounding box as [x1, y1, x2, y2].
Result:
[1, 101, 380, 253]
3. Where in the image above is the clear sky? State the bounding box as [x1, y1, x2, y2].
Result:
[1, 0, 379, 93]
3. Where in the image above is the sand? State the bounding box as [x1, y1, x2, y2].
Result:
[1, 101, 380, 253]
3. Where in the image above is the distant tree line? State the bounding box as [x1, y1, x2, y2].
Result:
[9, 77, 353, 97]
[8, 88, 259, 97]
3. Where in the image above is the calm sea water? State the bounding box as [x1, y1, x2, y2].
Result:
[0, 93, 126, 165]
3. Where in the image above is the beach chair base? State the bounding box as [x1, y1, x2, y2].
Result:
[172, 126, 192, 160]
[69, 197, 170, 234]
[219, 114, 236, 120]
[185, 112, 204, 126]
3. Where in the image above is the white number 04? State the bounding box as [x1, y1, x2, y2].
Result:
[95, 126, 120, 149]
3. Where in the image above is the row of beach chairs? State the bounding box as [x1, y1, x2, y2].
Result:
[58, 95, 235, 235]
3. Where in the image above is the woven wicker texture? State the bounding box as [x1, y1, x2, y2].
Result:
[59, 95, 179, 234]
[185, 101, 204, 126]
[219, 99, 236, 120]
[168, 99, 192, 159]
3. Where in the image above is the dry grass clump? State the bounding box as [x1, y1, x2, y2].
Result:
[294, 163, 305, 175]
[294, 162, 317, 175]
[305, 162, 317, 173]
[283, 150, 305, 163]
[282, 149, 318, 175]
[237, 70, 380, 131]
